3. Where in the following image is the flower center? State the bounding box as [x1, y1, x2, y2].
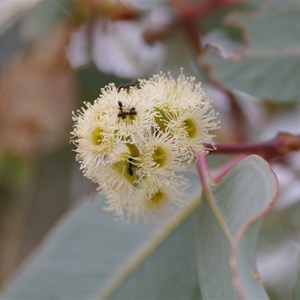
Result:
[154, 108, 167, 132]
[154, 106, 180, 134]
[154, 106, 176, 131]
[149, 190, 165, 205]
[92, 127, 104, 145]
[113, 157, 138, 185]
[152, 146, 167, 167]
[183, 118, 197, 138]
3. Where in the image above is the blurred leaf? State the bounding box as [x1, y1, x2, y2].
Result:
[162, 30, 205, 81]
[0, 170, 202, 299]
[292, 269, 300, 300]
[0, 0, 71, 70]
[0, 154, 33, 283]
[261, 199, 300, 241]
[0, 22, 22, 70]
[197, 155, 278, 299]
[23, 0, 73, 41]
[199, 5, 246, 41]
[250, 0, 300, 6]
[76, 64, 130, 103]
[200, 7, 300, 102]
[0, 148, 75, 285]
[0, 153, 28, 196]
[258, 199, 300, 299]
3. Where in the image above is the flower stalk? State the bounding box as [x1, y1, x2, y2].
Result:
[205, 132, 300, 160]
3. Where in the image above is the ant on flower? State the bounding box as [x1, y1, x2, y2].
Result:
[117, 80, 138, 92]
[127, 157, 134, 176]
[117, 101, 137, 119]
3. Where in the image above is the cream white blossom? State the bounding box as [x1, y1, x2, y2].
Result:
[71, 71, 219, 223]
[138, 71, 219, 161]
[130, 176, 189, 224]
[135, 129, 185, 183]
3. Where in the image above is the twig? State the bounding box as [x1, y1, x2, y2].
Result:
[206, 132, 300, 160]
[172, 0, 245, 20]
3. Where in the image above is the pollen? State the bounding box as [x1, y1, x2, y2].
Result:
[92, 127, 104, 145]
[148, 190, 165, 205]
[183, 118, 197, 138]
[152, 146, 167, 167]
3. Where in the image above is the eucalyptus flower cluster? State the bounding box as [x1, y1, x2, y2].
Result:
[71, 72, 219, 223]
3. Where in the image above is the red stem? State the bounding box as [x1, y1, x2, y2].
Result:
[208, 141, 279, 155]
[172, 0, 244, 20]
[206, 132, 300, 160]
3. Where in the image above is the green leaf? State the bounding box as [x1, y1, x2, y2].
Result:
[292, 269, 300, 300]
[200, 7, 300, 102]
[107, 208, 202, 300]
[0, 171, 202, 300]
[23, 0, 73, 40]
[250, 0, 300, 6]
[197, 155, 278, 299]
[161, 30, 206, 81]
[76, 64, 129, 103]
[258, 199, 300, 299]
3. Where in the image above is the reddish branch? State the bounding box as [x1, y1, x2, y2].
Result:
[171, 0, 244, 21]
[207, 132, 300, 160]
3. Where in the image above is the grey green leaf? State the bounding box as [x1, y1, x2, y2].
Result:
[200, 7, 300, 102]
[258, 199, 300, 299]
[0, 171, 202, 300]
[197, 155, 278, 300]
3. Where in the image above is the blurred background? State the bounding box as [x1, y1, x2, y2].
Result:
[0, 0, 200, 285]
[1, 1, 300, 298]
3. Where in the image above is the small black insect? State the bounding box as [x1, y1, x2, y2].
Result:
[128, 158, 134, 176]
[117, 101, 137, 119]
[117, 101, 127, 119]
[117, 80, 138, 92]
[128, 107, 137, 116]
